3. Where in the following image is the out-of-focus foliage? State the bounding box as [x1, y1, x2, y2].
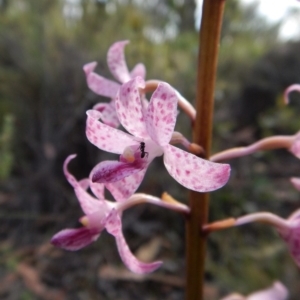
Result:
[218, 0, 280, 100]
[0, 114, 14, 179]
[1, 0, 300, 299]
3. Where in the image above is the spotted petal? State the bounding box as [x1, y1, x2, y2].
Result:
[86, 110, 136, 154]
[146, 82, 178, 146]
[105, 169, 147, 202]
[277, 210, 300, 267]
[51, 227, 100, 251]
[83, 62, 120, 98]
[91, 160, 146, 184]
[163, 145, 230, 192]
[93, 101, 120, 128]
[107, 41, 131, 83]
[116, 77, 148, 138]
[106, 210, 162, 274]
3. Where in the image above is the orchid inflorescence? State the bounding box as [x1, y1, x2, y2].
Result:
[52, 40, 230, 274]
[52, 40, 300, 296]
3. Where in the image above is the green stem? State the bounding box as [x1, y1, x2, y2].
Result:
[185, 1, 226, 300]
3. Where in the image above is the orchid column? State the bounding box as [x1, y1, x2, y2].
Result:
[186, 1, 226, 300]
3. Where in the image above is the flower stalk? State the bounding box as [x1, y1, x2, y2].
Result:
[117, 193, 190, 215]
[210, 135, 295, 162]
[185, 1, 226, 300]
[203, 213, 288, 233]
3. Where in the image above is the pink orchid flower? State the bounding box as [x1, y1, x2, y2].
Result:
[83, 40, 146, 128]
[86, 76, 230, 193]
[51, 155, 189, 274]
[220, 281, 288, 300]
[228, 210, 300, 268]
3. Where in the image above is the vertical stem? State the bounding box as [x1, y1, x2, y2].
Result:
[185, 1, 226, 300]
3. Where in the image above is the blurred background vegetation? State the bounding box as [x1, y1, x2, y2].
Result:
[1, 0, 300, 299]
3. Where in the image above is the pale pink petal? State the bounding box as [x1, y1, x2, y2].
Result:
[220, 294, 245, 300]
[84, 210, 110, 229]
[142, 97, 149, 111]
[63, 155, 107, 215]
[247, 281, 288, 300]
[290, 133, 300, 158]
[51, 227, 100, 251]
[290, 177, 300, 191]
[107, 41, 131, 83]
[73, 186, 107, 216]
[280, 233, 300, 267]
[78, 178, 89, 190]
[63, 154, 79, 187]
[277, 219, 300, 267]
[86, 109, 136, 154]
[284, 84, 300, 104]
[163, 145, 231, 192]
[115, 77, 148, 138]
[83, 62, 120, 98]
[288, 208, 300, 221]
[146, 82, 178, 146]
[105, 169, 147, 202]
[93, 101, 120, 128]
[105, 210, 162, 274]
[221, 282, 288, 300]
[91, 159, 146, 184]
[89, 172, 105, 200]
[130, 63, 146, 79]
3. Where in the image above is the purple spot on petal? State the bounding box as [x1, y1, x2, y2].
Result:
[167, 102, 173, 109]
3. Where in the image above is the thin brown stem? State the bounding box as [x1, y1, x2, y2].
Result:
[185, 1, 226, 300]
